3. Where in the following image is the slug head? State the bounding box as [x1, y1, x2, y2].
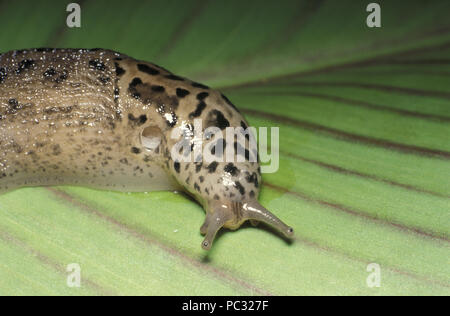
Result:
[159, 102, 294, 250]
[168, 156, 294, 250]
[161, 123, 294, 250]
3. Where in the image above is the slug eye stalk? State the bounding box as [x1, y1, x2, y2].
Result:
[200, 200, 294, 250]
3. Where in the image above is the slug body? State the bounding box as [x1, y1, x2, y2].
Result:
[0, 48, 293, 249]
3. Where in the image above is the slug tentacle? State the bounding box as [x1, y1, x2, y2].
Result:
[242, 201, 294, 238]
[200, 200, 294, 250]
[201, 203, 233, 250]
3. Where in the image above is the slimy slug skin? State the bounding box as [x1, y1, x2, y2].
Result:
[0, 48, 293, 250]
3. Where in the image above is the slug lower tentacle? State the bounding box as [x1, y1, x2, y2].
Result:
[0, 48, 294, 250]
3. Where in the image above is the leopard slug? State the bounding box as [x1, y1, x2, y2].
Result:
[0, 48, 294, 250]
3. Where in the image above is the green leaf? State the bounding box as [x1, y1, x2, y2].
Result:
[0, 0, 449, 295]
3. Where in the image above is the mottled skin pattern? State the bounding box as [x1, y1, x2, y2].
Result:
[0, 48, 293, 249]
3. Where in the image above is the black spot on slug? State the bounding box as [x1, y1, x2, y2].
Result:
[151, 85, 165, 92]
[128, 113, 147, 126]
[207, 162, 219, 173]
[0, 67, 7, 83]
[138, 63, 160, 75]
[35, 48, 53, 52]
[8, 99, 19, 110]
[246, 172, 259, 188]
[234, 181, 246, 195]
[130, 77, 143, 88]
[58, 71, 68, 82]
[138, 114, 147, 124]
[16, 59, 35, 74]
[194, 183, 201, 192]
[224, 163, 239, 177]
[165, 74, 184, 81]
[176, 88, 190, 98]
[89, 59, 106, 71]
[131, 147, 141, 154]
[174, 162, 180, 173]
[115, 63, 125, 76]
[240, 121, 250, 141]
[192, 82, 209, 89]
[207, 110, 230, 130]
[197, 92, 209, 100]
[195, 163, 203, 173]
[189, 102, 206, 118]
[245, 149, 251, 161]
[43, 68, 56, 78]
